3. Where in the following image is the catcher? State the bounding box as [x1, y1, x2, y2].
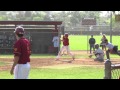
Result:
[89, 44, 104, 62]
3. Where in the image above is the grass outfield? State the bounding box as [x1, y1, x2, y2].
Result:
[68, 35, 120, 50]
[0, 66, 104, 79]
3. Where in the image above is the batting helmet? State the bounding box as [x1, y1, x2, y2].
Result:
[95, 44, 99, 48]
[14, 26, 25, 35]
[64, 33, 68, 37]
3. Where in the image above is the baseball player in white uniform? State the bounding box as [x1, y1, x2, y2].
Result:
[93, 44, 104, 62]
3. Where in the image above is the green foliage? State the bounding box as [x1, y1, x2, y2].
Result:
[0, 11, 113, 28]
[0, 15, 8, 20]
[25, 17, 32, 21]
[24, 11, 31, 17]
[33, 17, 44, 21]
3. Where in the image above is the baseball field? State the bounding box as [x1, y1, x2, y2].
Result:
[0, 35, 120, 79]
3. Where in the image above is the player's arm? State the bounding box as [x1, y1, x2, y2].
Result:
[60, 37, 64, 42]
[10, 42, 21, 75]
[61, 36, 65, 41]
[10, 56, 19, 75]
[94, 51, 100, 56]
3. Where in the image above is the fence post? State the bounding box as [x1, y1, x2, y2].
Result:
[104, 59, 111, 79]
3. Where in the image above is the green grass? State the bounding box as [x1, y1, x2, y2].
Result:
[0, 66, 104, 79]
[68, 35, 120, 50]
[0, 61, 6, 66]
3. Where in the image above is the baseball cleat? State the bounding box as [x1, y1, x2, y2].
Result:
[72, 56, 75, 61]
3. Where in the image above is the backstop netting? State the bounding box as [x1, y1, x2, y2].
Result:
[104, 60, 120, 79]
[111, 64, 120, 79]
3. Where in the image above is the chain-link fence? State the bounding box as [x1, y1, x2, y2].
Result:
[0, 31, 31, 54]
[64, 25, 120, 53]
[0, 31, 61, 54]
[104, 60, 120, 79]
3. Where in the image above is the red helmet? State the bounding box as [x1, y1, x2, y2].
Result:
[14, 26, 25, 35]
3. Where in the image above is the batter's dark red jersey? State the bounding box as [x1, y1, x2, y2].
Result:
[13, 37, 31, 64]
[63, 36, 69, 46]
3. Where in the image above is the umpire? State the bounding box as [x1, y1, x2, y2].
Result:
[89, 35, 96, 54]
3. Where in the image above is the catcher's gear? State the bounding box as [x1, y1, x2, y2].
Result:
[14, 26, 25, 35]
[89, 55, 93, 58]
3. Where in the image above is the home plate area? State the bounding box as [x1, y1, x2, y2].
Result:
[61, 60, 74, 63]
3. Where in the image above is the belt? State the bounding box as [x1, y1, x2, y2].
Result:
[18, 62, 27, 64]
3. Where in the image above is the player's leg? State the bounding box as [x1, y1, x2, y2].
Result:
[93, 44, 95, 52]
[21, 63, 30, 79]
[94, 57, 104, 62]
[90, 44, 92, 54]
[14, 64, 25, 79]
[61, 49, 67, 56]
[56, 46, 65, 60]
[105, 46, 106, 51]
[66, 46, 75, 60]
[63, 49, 68, 55]
[14, 64, 19, 79]
[91, 44, 94, 54]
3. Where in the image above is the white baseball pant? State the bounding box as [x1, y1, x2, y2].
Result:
[56, 45, 74, 59]
[14, 62, 30, 79]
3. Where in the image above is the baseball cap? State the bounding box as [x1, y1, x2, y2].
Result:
[14, 26, 25, 35]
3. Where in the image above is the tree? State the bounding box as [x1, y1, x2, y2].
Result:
[25, 11, 32, 17]
[43, 11, 52, 21]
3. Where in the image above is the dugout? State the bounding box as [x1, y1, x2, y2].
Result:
[0, 21, 62, 54]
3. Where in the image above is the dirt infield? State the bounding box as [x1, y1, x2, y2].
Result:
[0, 51, 120, 71]
[0, 58, 103, 71]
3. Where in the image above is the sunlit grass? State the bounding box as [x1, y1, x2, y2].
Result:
[68, 35, 120, 50]
[0, 61, 6, 66]
[0, 66, 104, 79]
